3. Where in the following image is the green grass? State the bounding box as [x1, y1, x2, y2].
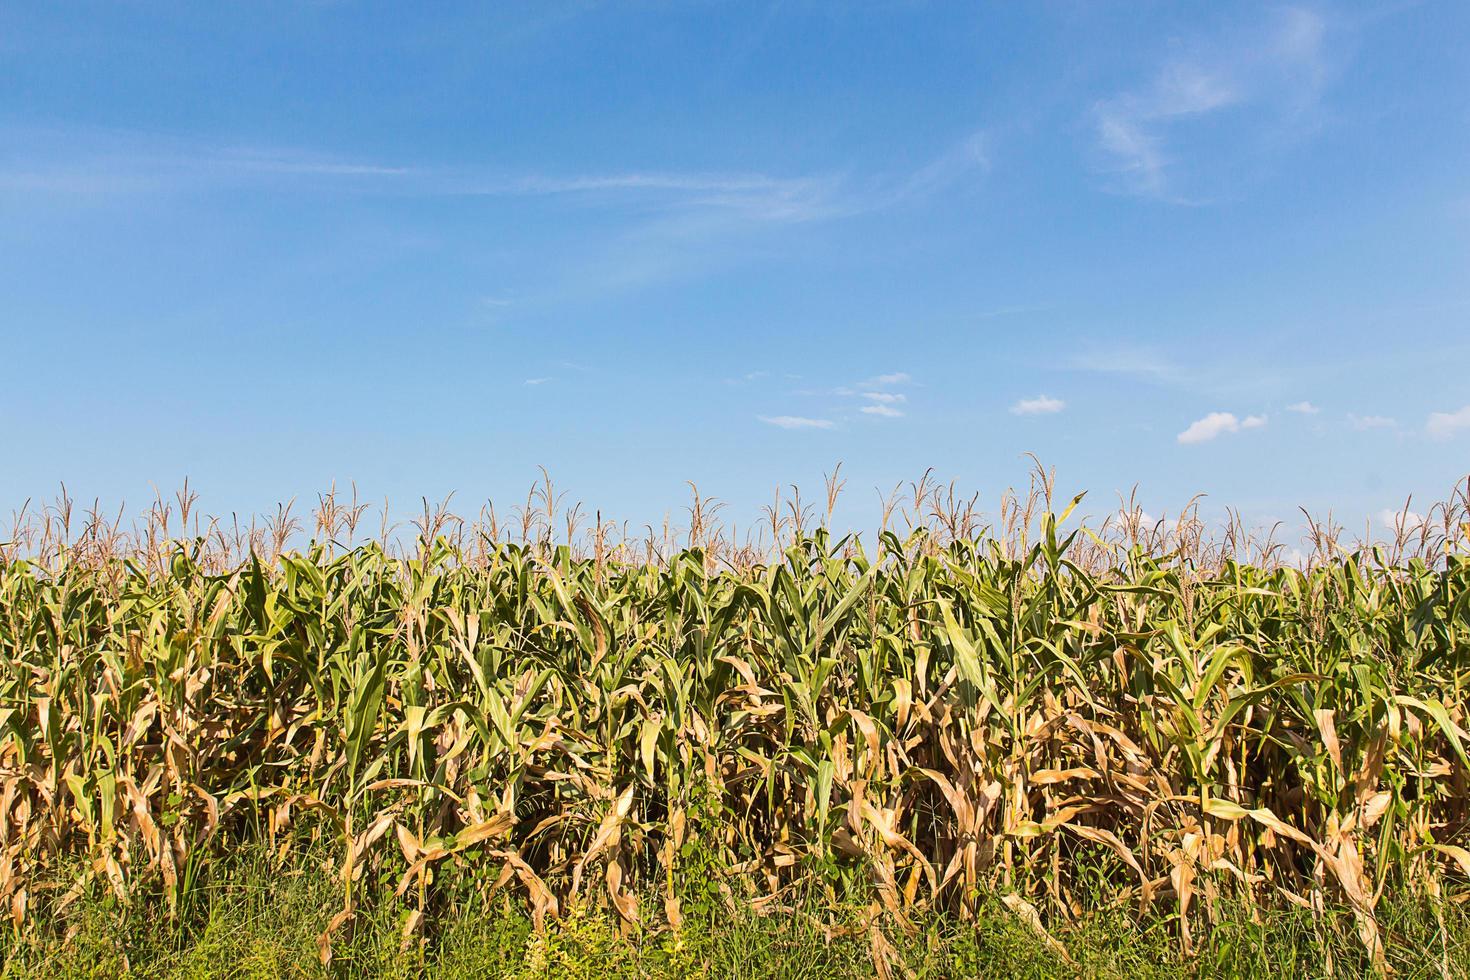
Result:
[4, 848, 1468, 978]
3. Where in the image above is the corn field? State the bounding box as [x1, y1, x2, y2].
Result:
[2, 472, 1468, 972]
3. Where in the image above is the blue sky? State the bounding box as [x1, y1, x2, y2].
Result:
[3, 1, 1468, 538]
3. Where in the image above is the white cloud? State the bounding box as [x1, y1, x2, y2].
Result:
[3, 124, 997, 305]
[1176, 411, 1267, 444]
[1152, 62, 1242, 117]
[1178, 412, 1241, 444]
[1094, 61, 1238, 199]
[862, 372, 911, 388]
[818, 378, 914, 419]
[1010, 395, 1066, 416]
[759, 415, 834, 430]
[724, 370, 771, 386]
[1092, 8, 1332, 201]
[1066, 346, 1179, 382]
[1378, 509, 1426, 534]
[524, 377, 550, 386]
[2, 124, 991, 232]
[887, 132, 990, 205]
[1272, 7, 1329, 90]
[1348, 414, 1397, 431]
[1286, 400, 1320, 415]
[1095, 112, 1168, 197]
[1427, 405, 1470, 440]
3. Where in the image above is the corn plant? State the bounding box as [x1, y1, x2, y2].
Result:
[1, 477, 1467, 972]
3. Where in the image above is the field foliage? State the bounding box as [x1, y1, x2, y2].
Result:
[1, 472, 1468, 975]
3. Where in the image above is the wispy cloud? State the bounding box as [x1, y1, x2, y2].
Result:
[861, 372, 912, 388]
[3, 141, 844, 224]
[1378, 508, 1426, 533]
[725, 370, 772, 386]
[1427, 405, 1470, 440]
[1092, 7, 1332, 201]
[1177, 411, 1266, 444]
[1, 124, 988, 224]
[1010, 394, 1065, 416]
[1066, 345, 1179, 382]
[759, 415, 835, 430]
[973, 304, 1050, 321]
[849, 374, 914, 419]
[1286, 400, 1320, 414]
[799, 372, 915, 421]
[0, 129, 416, 195]
[2, 124, 995, 303]
[1095, 62, 1238, 199]
[524, 377, 551, 386]
[882, 132, 990, 206]
[1348, 413, 1397, 431]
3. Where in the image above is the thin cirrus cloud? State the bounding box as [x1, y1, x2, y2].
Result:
[524, 377, 551, 386]
[759, 415, 834, 430]
[1010, 395, 1065, 416]
[1, 124, 996, 305]
[1092, 7, 1331, 202]
[860, 404, 904, 418]
[1065, 345, 1181, 384]
[1378, 508, 1426, 533]
[724, 370, 772, 386]
[1426, 405, 1470, 441]
[0, 124, 989, 228]
[1177, 411, 1267, 444]
[1348, 413, 1397, 431]
[832, 374, 912, 396]
[0, 123, 817, 203]
[862, 372, 912, 388]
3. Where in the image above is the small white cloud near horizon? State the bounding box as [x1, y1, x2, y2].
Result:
[862, 392, 907, 405]
[1177, 411, 1267, 444]
[759, 415, 835, 430]
[524, 377, 550, 386]
[1378, 508, 1426, 534]
[860, 404, 904, 418]
[1349, 413, 1397, 431]
[1010, 395, 1066, 416]
[1286, 400, 1320, 414]
[1427, 405, 1470, 440]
